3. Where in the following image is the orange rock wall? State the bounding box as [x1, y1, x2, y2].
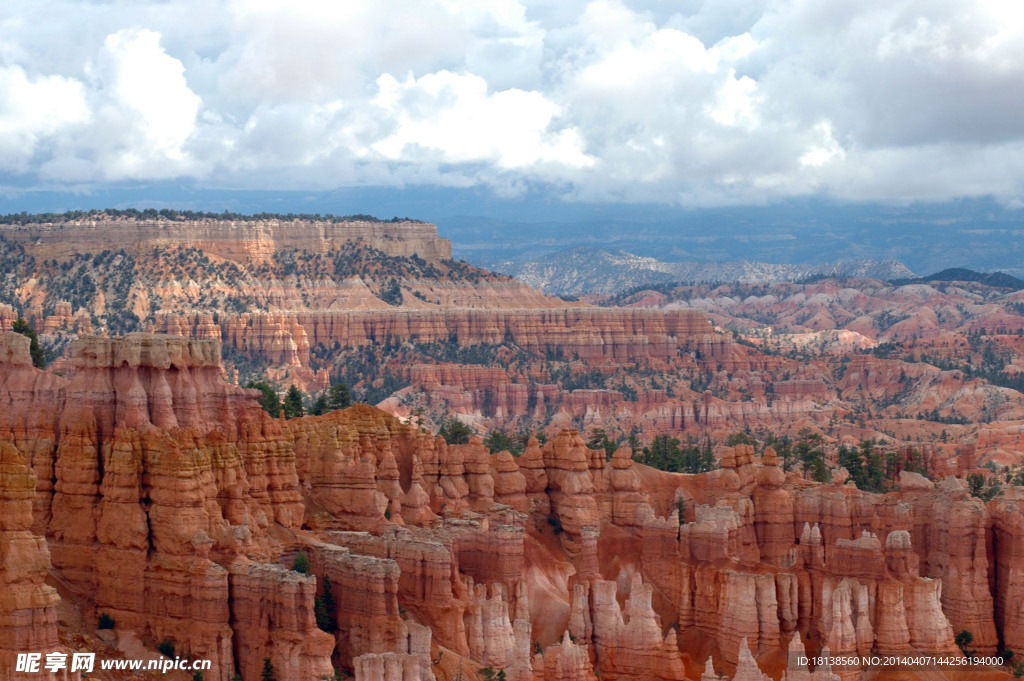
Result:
[2, 332, 1023, 681]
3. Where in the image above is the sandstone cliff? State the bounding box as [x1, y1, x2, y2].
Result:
[0, 332, 1020, 681]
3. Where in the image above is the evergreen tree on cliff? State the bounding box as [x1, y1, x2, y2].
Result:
[261, 658, 277, 681]
[283, 384, 305, 419]
[327, 382, 352, 410]
[12, 318, 45, 368]
[439, 416, 472, 445]
[246, 381, 282, 418]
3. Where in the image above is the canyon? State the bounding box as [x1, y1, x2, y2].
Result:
[0, 215, 1022, 681]
[0, 330, 1021, 681]
[4, 216, 1024, 474]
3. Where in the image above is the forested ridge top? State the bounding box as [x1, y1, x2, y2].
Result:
[0, 208, 424, 225]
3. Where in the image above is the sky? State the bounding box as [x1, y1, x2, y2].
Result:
[2, 0, 1024, 209]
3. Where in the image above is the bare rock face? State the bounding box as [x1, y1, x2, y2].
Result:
[991, 498, 1024, 653]
[0, 443, 61, 671]
[541, 632, 598, 681]
[681, 504, 751, 564]
[608, 447, 653, 528]
[0, 333, 67, 536]
[459, 437, 496, 512]
[353, 621, 435, 681]
[577, 574, 687, 680]
[492, 450, 529, 512]
[229, 560, 335, 681]
[752, 447, 795, 566]
[2, 217, 453, 263]
[325, 530, 462, 653]
[10, 334, 315, 680]
[464, 581, 516, 668]
[733, 639, 771, 681]
[544, 431, 600, 552]
[307, 543, 405, 665]
[519, 436, 550, 515]
[783, 636, 841, 681]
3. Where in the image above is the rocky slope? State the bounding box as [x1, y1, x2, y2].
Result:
[603, 278, 1024, 340]
[0, 331, 1020, 681]
[493, 247, 914, 296]
[4, 215, 1024, 474]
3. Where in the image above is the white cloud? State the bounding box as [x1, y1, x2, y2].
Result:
[0, 65, 89, 171]
[0, 0, 1023, 204]
[800, 121, 845, 168]
[370, 70, 592, 169]
[93, 28, 201, 170]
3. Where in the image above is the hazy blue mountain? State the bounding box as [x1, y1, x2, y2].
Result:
[492, 247, 916, 295]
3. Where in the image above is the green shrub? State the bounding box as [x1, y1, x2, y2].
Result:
[292, 551, 311, 575]
[98, 613, 115, 630]
[439, 416, 472, 445]
[158, 640, 175, 658]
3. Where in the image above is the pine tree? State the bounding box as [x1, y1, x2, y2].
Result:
[439, 416, 472, 445]
[327, 382, 352, 410]
[12, 318, 45, 368]
[321, 574, 337, 631]
[861, 440, 886, 492]
[291, 551, 311, 575]
[314, 595, 331, 633]
[586, 428, 617, 461]
[261, 657, 277, 681]
[699, 437, 716, 472]
[283, 384, 305, 419]
[310, 394, 329, 415]
[245, 381, 282, 418]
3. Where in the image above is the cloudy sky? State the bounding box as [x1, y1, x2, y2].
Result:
[2, 0, 1023, 207]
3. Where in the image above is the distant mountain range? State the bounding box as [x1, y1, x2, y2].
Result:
[894, 268, 1024, 291]
[492, 247, 916, 295]
[12, 187, 1024, 279]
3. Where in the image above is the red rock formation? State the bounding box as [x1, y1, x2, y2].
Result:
[324, 530, 462, 651]
[0, 442, 61, 678]
[458, 437, 496, 512]
[582, 573, 686, 680]
[464, 580, 516, 668]
[492, 450, 529, 512]
[307, 542, 405, 666]
[0, 333, 67, 536]
[2, 326, 1021, 681]
[542, 632, 598, 681]
[991, 495, 1024, 654]
[229, 560, 335, 681]
[353, 621, 435, 681]
[608, 447, 653, 528]
[543, 431, 600, 552]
